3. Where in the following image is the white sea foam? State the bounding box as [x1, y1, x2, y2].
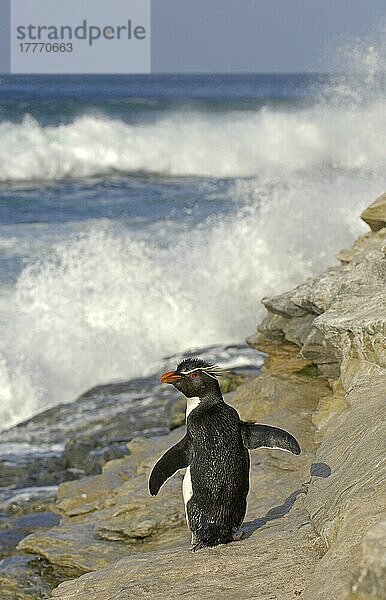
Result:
[0, 96, 385, 182]
[1, 36, 385, 429]
[0, 172, 378, 430]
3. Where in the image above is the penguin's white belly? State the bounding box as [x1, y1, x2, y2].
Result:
[183, 397, 200, 528]
[182, 466, 193, 525]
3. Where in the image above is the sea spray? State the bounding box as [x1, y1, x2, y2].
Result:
[0, 97, 385, 181]
[0, 175, 374, 430]
[0, 34, 385, 429]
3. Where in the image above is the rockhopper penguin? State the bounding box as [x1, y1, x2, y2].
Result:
[149, 358, 301, 550]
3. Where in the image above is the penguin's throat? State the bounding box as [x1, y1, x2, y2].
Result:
[185, 392, 224, 419]
[185, 397, 200, 419]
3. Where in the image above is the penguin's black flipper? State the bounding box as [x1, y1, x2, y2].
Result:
[149, 434, 192, 496]
[241, 423, 301, 455]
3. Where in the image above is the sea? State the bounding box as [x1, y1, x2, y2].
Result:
[0, 64, 385, 431]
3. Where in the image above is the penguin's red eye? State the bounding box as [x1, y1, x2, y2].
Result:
[190, 372, 197, 379]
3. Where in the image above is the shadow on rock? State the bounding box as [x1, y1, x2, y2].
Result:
[241, 488, 304, 538]
[310, 462, 332, 478]
[241, 462, 332, 539]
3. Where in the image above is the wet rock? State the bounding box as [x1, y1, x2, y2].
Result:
[0, 501, 61, 598]
[0, 485, 58, 515]
[0, 378, 172, 489]
[0, 345, 258, 597]
[63, 438, 130, 475]
[18, 433, 192, 574]
[0, 485, 60, 562]
[0, 512, 59, 559]
[0, 345, 256, 490]
[0, 444, 69, 489]
[0, 554, 60, 599]
[0, 346, 259, 597]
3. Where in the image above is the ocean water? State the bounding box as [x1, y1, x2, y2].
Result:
[0, 63, 385, 430]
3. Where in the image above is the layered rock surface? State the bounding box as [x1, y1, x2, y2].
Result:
[18, 357, 327, 572]
[0, 348, 257, 597]
[13, 195, 386, 599]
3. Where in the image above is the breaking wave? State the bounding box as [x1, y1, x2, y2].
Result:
[0, 95, 385, 181]
[0, 34, 385, 429]
[0, 173, 377, 429]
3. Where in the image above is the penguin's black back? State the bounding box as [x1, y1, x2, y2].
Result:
[186, 401, 249, 546]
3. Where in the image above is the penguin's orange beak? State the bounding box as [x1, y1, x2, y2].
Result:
[160, 371, 183, 384]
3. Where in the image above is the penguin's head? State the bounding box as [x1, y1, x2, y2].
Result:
[160, 357, 223, 398]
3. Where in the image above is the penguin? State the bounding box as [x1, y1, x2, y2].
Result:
[149, 357, 301, 550]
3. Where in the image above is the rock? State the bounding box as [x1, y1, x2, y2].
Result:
[249, 231, 386, 379]
[351, 520, 386, 600]
[47, 371, 327, 598]
[247, 195, 386, 599]
[19, 350, 320, 586]
[0, 512, 59, 559]
[0, 554, 60, 599]
[336, 229, 385, 264]
[52, 506, 322, 600]
[0, 484, 60, 562]
[0, 444, 70, 489]
[0, 485, 58, 516]
[64, 438, 130, 475]
[17, 432, 189, 574]
[0, 484, 61, 597]
[1, 345, 257, 597]
[361, 192, 386, 231]
[165, 396, 186, 430]
[0, 370, 195, 492]
[18, 523, 133, 575]
[302, 374, 386, 600]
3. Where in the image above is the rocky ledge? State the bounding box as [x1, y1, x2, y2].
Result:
[7, 194, 386, 599]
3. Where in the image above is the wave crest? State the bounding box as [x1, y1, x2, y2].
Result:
[0, 97, 385, 182]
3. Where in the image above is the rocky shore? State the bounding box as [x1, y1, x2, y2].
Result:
[0, 346, 258, 597]
[1, 194, 385, 599]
